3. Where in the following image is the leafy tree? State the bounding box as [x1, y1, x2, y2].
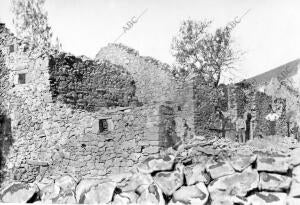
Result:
[171, 19, 241, 136]
[171, 19, 240, 88]
[11, 0, 61, 52]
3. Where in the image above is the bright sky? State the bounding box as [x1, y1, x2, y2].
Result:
[1, 0, 300, 82]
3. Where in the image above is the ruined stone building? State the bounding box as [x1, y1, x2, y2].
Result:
[0, 23, 206, 183]
[0, 20, 299, 185]
[226, 59, 300, 140]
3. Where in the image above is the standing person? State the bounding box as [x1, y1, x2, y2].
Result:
[215, 106, 226, 138]
[265, 105, 279, 136]
[236, 115, 246, 143]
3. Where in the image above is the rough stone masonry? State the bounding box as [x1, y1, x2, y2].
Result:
[0, 23, 197, 184]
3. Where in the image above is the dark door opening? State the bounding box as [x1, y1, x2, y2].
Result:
[245, 113, 252, 141]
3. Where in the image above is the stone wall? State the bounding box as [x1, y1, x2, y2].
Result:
[96, 43, 196, 135]
[2, 138, 300, 205]
[49, 53, 138, 111]
[228, 83, 288, 139]
[0, 25, 194, 185]
[96, 43, 179, 104]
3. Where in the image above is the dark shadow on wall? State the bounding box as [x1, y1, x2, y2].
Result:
[0, 115, 13, 185]
[159, 105, 180, 148]
[245, 113, 252, 141]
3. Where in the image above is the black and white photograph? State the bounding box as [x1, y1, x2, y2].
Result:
[0, 0, 300, 204]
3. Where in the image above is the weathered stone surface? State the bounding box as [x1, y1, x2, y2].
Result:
[112, 191, 139, 205]
[117, 171, 153, 194]
[169, 182, 209, 205]
[75, 178, 104, 203]
[79, 181, 116, 204]
[210, 193, 249, 205]
[136, 183, 165, 205]
[287, 197, 300, 205]
[292, 165, 300, 182]
[259, 172, 292, 191]
[40, 183, 60, 203]
[0, 182, 39, 203]
[257, 155, 289, 173]
[205, 159, 235, 179]
[208, 167, 259, 197]
[36, 178, 54, 190]
[289, 180, 300, 197]
[137, 154, 175, 174]
[290, 148, 300, 166]
[52, 190, 77, 204]
[107, 172, 133, 183]
[154, 164, 184, 195]
[247, 192, 287, 205]
[184, 163, 210, 185]
[229, 154, 256, 172]
[54, 174, 77, 192]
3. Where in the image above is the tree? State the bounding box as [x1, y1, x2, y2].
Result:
[11, 0, 61, 53]
[171, 19, 240, 88]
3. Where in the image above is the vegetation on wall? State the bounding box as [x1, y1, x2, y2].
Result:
[49, 53, 138, 111]
[11, 0, 61, 54]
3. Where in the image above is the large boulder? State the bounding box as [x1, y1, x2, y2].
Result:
[40, 183, 60, 203]
[247, 192, 287, 205]
[52, 190, 76, 204]
[259, 172, 292, 191]
[40, 175, 78, 204]
[112, 191, 139, 205]
[54, 175, 77, 192]
[136, 183, 165, 205]
[107, 172, 133, 183]
[184, 163, 210, 186]
[256, 155, 290, 173]
[229, 154, 256, 172]
[289, 180, 300, 198]
[0, 182, 39, 203]
[205, 159, 235, 179]
[210, 192, 249, 205]
[169, 182, 209, 205]
[208, 167, 259, 197]
[292, 165, 300, 182]
[154, 164, 184, 196]
[137, 155, 175, 174]
[36, 178, 54, 190]
[79, 181, 116, 204]
[290, 148, 300, 167]
[287, 197, 300, 205]
[75, 178, 104, 203]
[117, 171, 153, 194]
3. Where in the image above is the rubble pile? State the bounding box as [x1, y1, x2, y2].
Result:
[1, 136, 300, 204]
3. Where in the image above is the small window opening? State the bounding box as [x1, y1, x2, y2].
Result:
[18, 73, 26, 84]
[99, 119, 108, 133]
[9, 44, 14, 53]
[23, 45, 29, 52]
[178, 106, 182, 111]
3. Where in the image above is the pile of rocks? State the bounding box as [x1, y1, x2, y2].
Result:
[1, 146, 300, 204]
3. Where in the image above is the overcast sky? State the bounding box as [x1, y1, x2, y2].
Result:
[1, 0, 300, 82]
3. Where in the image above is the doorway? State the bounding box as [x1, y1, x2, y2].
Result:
[245, 113, 252, 141]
